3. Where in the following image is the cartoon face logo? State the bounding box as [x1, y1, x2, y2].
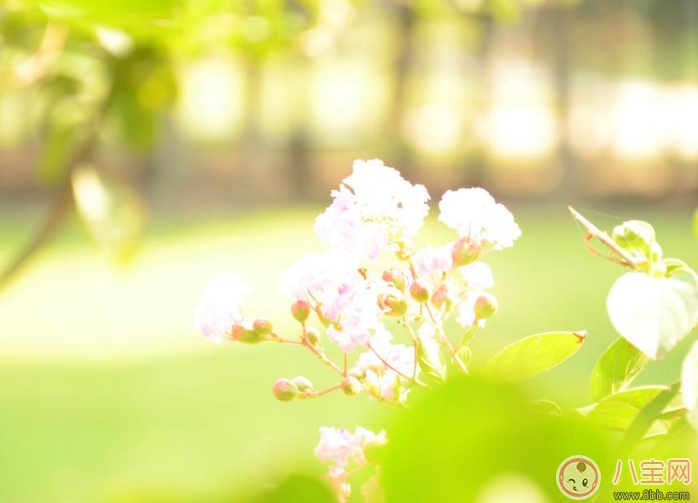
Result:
[556, 455, 601, 500]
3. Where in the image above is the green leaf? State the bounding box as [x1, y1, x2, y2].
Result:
[382, 376, 611, 503]
[485, 331, 586, 381]
[590, 338, 650, 402]
[619, 382, 683, 455]
[71, 164, 145, 262]
[532, 399, 562, 417]
[681, 340, 698, 431]
[417, 336, 446, 385]
[235, 474, 336, 503]
[607, 265, 698, 360]
[582, 387, 668, 432]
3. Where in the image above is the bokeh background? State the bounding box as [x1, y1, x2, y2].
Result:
[1, 0, 698, 501]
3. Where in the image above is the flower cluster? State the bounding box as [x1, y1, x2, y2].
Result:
[195, 159, 520, 500]
[315, 426, 387, 502]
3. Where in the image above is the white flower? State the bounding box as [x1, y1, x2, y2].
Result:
[326, 282, 387, 353]
[316, 426, 387, 503]
[279, 251, 387, 353]
[194, 273, 252, 344]
[413, 244, 453, 279]
[354, 333, 415, 402]
[438, 188, 521, 250]
[278, 250, 360, 302]
[315, 426, 386, 468]
[315, 159, 431, 260]
[455, 263, 495, 328]
[315, 427, 361, 468]
[460, 262, 494, 290]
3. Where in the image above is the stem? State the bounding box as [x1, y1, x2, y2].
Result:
[302, 324, 346, 377]
[302, 384, 342, 398]
[568, 206, 637, 268]
[367, 343, 427, 388]
[400, 318, 420, 380]
[424, 303, 468, 373]
[269, 334, 303, 346]
[457, 325, 478, 351]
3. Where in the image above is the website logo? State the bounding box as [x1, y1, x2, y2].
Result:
[557, 455, 601, 500]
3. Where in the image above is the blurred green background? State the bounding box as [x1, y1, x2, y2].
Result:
[2, 0, 698, 501]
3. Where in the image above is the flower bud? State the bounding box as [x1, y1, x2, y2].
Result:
[273, 378, 298, 402]
[452, 237, 480, 267]
[341, 376, 362, 396]
[474, 293, 498, 320]
[291, 300, 311, 323]
[409, 280, 430, 303]
[382, 269, 405, 290]
[457, 346, 472, 367]
[384, 295, 408, 317]
[396, 242, 415, 261]
[253, 318, 273, 337]
[431, 284, 455, 311]
[305, 327, 321, 346]
[233, 326, 263, 344]
[292, 376, 313, 396]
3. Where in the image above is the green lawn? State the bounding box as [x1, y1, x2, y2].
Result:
[0, 203, 696, 502]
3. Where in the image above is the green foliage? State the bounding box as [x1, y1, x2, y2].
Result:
[234, 475, 336, 503]
[382, 376, 612, 503]
[681, 341, 698, 430]
[71, 165, 145, 262]
[572, 208, 698, 455]
[590, 338, 649, 402]
[606, 263, 698, 360]
[416, 336, 446, 385]
[581, 386, 668, 431]
[484, 331, 586, 381]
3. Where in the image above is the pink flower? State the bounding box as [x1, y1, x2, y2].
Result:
[316, 426, 387, 503]
[354, 333, 415, 402]
[315, 427, 362, 468]
[438, 188, 520, 250]
[194, 273, 252, 344]
[326, 282, 387, 353]
[315, 159, 430, 260]
[278, 251, 360, 302]
[413, 244, 453, 279]
[456, 263, 495, 328]
[279, 251, 386, 353]
[315, 426, 387, 468]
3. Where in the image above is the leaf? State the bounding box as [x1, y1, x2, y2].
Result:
[582, 387, 668, 432]
[607, 266, 698, 360]
[619, 382, 683, 455]
[234, 474, 336, 503]
[71, 164, 145, 262]
[484, 331, 586, 381]
[681, 340, 698, 431]
[590, 338, 650, 402]
[417, 336, 446, 385]
[382, 376, 611, 503]
[532, 399, 562, 417]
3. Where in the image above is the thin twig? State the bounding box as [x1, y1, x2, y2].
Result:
[568, 206, 637, 269]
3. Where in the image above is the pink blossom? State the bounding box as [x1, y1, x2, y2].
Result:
[194, 273, 252, 344]
[456, 263, 496, 329]
[315, 427, 361, 468]
[326, 283, 386, 353]
[354, 333, 415, 402]
[438, 188, 520, 250]
[413, 244, 453, 279]
[315, 159, 431, 260]
[315, 426, 387, 468]
[278, 250, 360, 302]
